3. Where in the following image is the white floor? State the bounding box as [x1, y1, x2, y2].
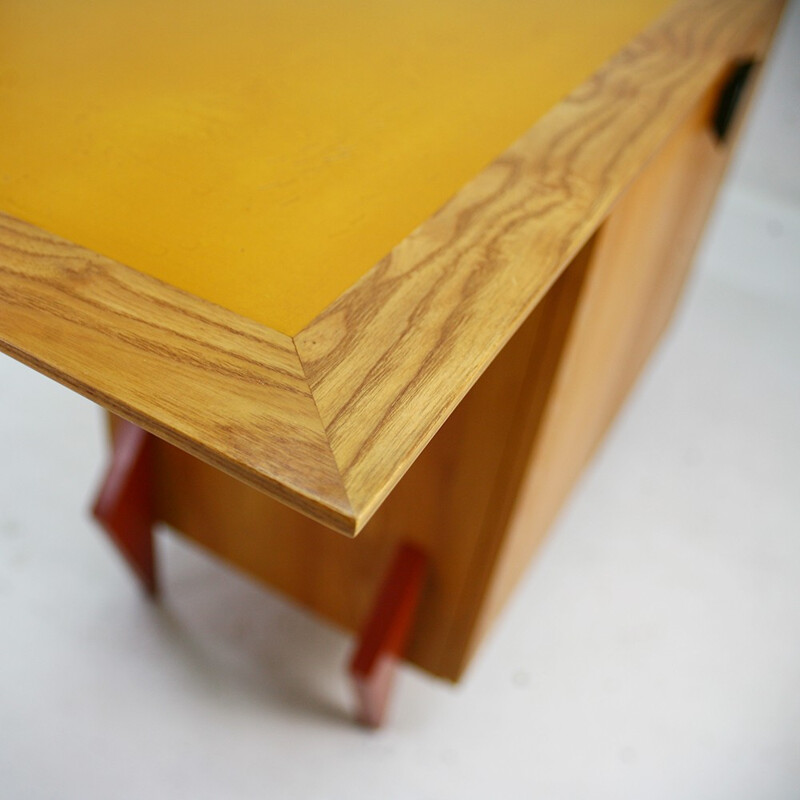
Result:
[1, 6, 799, 799]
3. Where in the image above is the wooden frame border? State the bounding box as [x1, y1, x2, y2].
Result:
[0, 0, 784, 536]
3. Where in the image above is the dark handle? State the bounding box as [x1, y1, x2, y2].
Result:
[713, 58, 757, 142]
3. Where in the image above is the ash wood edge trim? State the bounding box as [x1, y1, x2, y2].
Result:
[295, 0, 785, 532]
[0, 212, 356, 534]
[0, 0, 784, 541]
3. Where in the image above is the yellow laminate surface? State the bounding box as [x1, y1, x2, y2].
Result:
[1, 0, 673, 335]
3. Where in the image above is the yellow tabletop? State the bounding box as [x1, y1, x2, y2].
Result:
[1, 0, 671, 335]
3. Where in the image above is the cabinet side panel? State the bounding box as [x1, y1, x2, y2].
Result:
[466, 78, 747, 661]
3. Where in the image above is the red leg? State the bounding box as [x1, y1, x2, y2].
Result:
[92, 419, 158, 597]
[349, 543, 428, 728]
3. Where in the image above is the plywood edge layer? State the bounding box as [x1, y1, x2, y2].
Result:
[0, 212, 356, 534]
[296, 0, 784, 532]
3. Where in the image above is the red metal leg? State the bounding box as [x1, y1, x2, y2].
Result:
[92, 419, 158, 597]
[349, 542, 428, 728]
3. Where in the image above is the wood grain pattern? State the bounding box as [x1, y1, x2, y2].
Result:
[295, 0, 785, 532]
[0, 0, 785, 537]
[0, 213, 352, 531]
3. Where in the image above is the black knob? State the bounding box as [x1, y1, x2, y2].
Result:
[713, 58, 757, 143]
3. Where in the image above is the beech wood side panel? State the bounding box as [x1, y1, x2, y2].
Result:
[467, 77, 756, 661]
